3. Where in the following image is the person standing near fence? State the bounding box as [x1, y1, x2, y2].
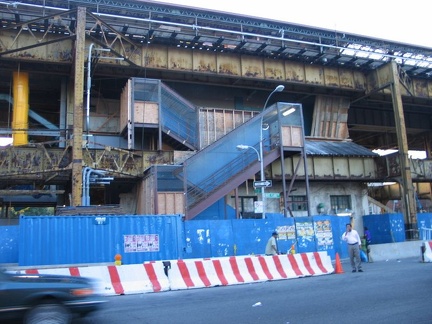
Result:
[342, 224, 363, 272]
[265, 232, 279, 255]
[364, 227, 371, 245]
[363, 226, 372, 262]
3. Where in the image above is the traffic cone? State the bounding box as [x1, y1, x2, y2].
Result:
[334, 252, 344, 274]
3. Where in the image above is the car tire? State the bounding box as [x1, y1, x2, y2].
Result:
[24, 303, 71, 324]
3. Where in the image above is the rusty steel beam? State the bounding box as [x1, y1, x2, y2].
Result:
[0, 145, 71, 174]
[390, 61, 417, 226]
[0, 190, 64, 196]
[71, 7, 86, 207]
[0, 9, 77, 57]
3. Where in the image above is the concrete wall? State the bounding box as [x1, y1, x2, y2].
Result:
[367, 241, 424, 262]
[231, 182, 368, 233]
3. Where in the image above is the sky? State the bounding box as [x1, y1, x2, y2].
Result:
[152, 0, 432, 48]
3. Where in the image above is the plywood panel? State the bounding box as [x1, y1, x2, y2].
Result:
[134, 101, 159, 124]
[311, 96, 349, 139]
[137, 176, 155, 215]
[281, 126, 303, 147]
[157, 192, 184, 214]
[199, 108, 256, 148]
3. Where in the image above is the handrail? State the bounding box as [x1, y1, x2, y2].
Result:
[186, 134, 280, 210]
[160, 82, 198, 149]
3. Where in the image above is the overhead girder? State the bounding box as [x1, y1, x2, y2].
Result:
[1, 5, 432, 153]
[1, 2, 432, 79]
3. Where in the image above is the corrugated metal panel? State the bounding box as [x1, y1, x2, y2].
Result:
[0, 225, 19, 263]
[363, 213, 405, 244]
[305, 140, 378, 157]
[18, 215, 184, 266]
[184, 215, 348, 258]
[184, 215, 297, 258]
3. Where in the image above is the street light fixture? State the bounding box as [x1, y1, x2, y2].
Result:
[236, 144, 260, 161]
[237, 85, 286, 218]
[259, 84, 284, 218]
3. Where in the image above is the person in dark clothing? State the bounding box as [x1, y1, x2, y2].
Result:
[364, 227, 371, 244]
[364, 227, 372, 261]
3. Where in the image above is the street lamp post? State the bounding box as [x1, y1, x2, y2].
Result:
[236, 145, 260, 161]
[259, 85, 284, 218]
[237, 85, 285, 218]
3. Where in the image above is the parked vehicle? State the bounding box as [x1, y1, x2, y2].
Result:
[0, 269, 107, 323]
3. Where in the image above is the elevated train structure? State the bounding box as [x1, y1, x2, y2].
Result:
[0, 0, 431, 230]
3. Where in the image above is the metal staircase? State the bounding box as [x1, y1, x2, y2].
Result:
[160, 83, 198, 150]
[176, 104, 284, 219]
[138, 80, 300, 219]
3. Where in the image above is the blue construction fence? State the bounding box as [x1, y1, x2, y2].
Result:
[184, 214, 348, 261]
[1, 213, 432, 266]
[363, 212, 432, 243]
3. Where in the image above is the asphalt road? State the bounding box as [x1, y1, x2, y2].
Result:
[78, 257, 432, 324]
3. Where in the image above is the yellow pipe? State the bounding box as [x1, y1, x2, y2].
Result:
[12, 71, 29, 146]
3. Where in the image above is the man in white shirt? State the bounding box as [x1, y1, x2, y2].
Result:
[341, 223, 363, 272]
[265, 232, 279, 255]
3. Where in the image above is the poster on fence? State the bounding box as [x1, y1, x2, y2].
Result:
[275, 225, 296, 240]
[124, 234, 160, 253]
[314, 219, 334, 248]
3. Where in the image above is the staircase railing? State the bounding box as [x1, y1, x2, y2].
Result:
[186, 134, 281, 210]
[180, 103, 284, 219]
[160, 83, 198, 149]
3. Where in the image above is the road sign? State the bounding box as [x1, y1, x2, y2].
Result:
[254, 201, 263, 213]
[253, 180, 272, 188]
[265, 193, 280, 199]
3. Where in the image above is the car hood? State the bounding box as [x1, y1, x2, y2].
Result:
[17, 273, 91, 284]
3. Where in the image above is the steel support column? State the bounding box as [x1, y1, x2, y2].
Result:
[390, 60, 417, 227]
[71, 7, 86, 206]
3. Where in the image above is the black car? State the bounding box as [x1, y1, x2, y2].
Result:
[0, 269, 107, 323]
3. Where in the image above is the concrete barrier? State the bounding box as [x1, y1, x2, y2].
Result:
[422, 241, 432, 262]
[168, 252, 333, 290]
[13, 252, 333, 295]
[368, 241, 423, 262]
[20, 262, 170, 296]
